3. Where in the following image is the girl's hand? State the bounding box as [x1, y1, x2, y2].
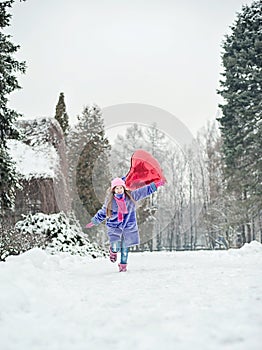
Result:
[155, 179, 166, 188]
[86, 222, 94, 229]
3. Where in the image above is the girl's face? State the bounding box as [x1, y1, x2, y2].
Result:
[114, 185, 124, 194]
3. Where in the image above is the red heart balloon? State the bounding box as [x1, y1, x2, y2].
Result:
[125, 149, 166, 190]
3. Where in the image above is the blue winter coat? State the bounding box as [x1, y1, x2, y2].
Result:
[91, 183, 157, 247]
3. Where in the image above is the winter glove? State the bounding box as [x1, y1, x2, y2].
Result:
[155, 179, 166, 188]
[86, 222, 94, 229]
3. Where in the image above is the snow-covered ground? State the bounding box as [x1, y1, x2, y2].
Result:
[0, 242, 261, 350]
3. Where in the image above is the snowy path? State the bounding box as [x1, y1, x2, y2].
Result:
[0, 242, 262, 350]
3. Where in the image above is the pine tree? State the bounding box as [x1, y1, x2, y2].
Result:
[67, 104, 111, 243]
[217, 0, 262, 242]
[54, 92, 69, 134]
[0, 0, 26, 219]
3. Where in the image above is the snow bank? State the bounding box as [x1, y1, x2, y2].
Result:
[228, 240, 262, 256]
[0, 246, 261, 350]
[239, 240, 262, 253]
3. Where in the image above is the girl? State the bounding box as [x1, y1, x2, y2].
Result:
[86, 177, 164, 272]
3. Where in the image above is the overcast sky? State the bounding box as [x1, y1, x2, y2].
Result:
[7, 0, 253, 137]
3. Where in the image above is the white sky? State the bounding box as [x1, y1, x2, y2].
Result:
[7, 0, 253, 137]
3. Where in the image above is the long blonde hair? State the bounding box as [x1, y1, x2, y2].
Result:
[106, 188, 136, 217]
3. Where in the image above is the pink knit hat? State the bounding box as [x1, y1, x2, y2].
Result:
[111, 177, 126, 189]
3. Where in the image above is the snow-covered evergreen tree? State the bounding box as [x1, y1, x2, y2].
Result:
[67, 104, 111, 244]
[217, 0, 262, 242]
[54, 92, 69, 135]
[0, 0, 26, 220]
[14, 212, 107, 259]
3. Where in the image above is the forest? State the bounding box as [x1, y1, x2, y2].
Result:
[0, 0, 261, 260]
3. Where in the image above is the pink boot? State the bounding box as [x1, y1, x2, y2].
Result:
[109, 247, 117, 263]
[118, 263, 127, 272]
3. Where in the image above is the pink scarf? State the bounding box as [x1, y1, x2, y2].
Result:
[114, 194, 128, 222]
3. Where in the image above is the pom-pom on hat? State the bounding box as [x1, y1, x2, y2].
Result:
[111, 177, 126, 189]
